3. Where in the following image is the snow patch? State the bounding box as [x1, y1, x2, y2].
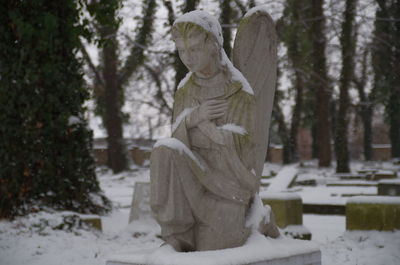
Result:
[68, 116, 81, 126]
[347, 196, 400, 205]
[245, 194, 271, 229]
[244, 5, 271, 18]
[107, 231, 319, 265]
[218, 123, 247, 135]
[262, 192, 301, 201]
[379, 179, 400, 184]
[177, 72, 192, 90]
[267, 164, 298, 192]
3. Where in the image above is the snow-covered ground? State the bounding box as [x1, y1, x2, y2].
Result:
[1, 164, 400, 265]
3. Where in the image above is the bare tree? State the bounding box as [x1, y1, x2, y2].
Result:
[309, 0, 333, 167]
[83, 0, 157, 173]
[335, 0, 358, 173]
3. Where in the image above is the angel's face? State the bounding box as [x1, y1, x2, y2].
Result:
[174, 31, 219, 76]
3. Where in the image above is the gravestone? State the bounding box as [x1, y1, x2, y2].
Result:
[129, 182, 152, 222]
[262, 192, 311, 240]
[378, 179, 400, 196]
[346, 196, 400, 231]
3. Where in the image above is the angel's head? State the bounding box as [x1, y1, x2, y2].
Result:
[172, 11, 224, 77]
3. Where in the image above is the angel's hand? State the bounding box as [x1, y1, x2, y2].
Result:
[198, 99, 228, 122]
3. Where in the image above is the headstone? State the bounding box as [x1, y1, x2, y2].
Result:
[262, 192, 311, 240]
[129, 182, 152, 223]
[346, 196, 400, 231]
[81, 216, 102, 231]
[378, 179, 400, 196]
[370, 170, 397, 181]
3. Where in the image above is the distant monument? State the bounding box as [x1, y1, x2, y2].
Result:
[150, 9, 279, 252]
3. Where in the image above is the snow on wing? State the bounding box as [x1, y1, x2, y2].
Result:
[232, 7, 277, 179]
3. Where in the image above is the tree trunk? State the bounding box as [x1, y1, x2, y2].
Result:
[389, 89, 400, 157]
[289, 67, 303, 162]
[372, 0, 400, 159]
[389, 0, 400, 157]
[362, 107, 373, 160]
[310, 0, 332, 167]
[101, 26, 128, 173]
[220, 0, 232, 58]
[282, 0, 311, 163]
[273, 101, 292, 164]
[354, 49, 374, 161]
[335, 0, 357, 173]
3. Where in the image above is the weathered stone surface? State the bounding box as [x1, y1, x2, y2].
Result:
[149, 8, 279, 252]
[129, 182, 152, 223]
[346, 196, 400, 231]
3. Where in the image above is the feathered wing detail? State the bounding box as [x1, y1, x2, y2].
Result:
[232, 7, 278, 180]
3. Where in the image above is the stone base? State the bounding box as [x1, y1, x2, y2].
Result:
[106, 233, 321, 265]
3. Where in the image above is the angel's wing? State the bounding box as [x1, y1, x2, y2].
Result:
[233, 7, 277, 180]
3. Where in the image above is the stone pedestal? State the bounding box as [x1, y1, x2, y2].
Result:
[346, 196, 400, 231]
[106, 233, 321, 265]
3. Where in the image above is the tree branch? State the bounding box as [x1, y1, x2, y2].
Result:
[79, 39, 104, 86]
[118, 0, 157, 88]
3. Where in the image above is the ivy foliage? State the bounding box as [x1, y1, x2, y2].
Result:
[0, 0, 110, 218]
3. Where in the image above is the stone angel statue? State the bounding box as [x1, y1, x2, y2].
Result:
[150, 7, 279, 252]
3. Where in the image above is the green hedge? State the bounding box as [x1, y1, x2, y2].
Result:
[0, 0, 110, 218]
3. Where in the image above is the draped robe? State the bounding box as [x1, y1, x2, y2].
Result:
[150, 70, 259, 251]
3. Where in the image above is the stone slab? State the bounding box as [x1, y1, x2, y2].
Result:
[106, 234, 321, 265]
